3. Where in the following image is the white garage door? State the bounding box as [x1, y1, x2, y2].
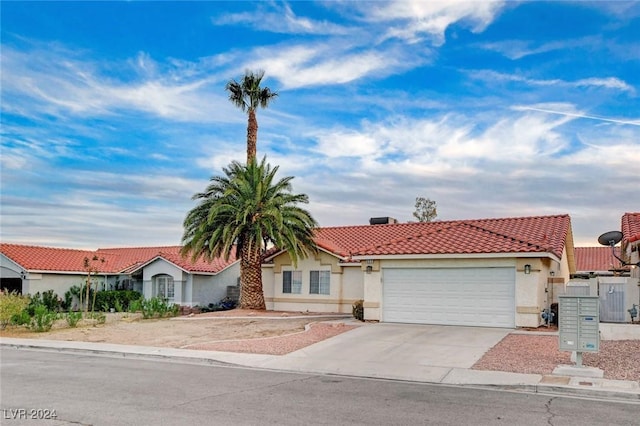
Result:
[383, 268, 515, 328]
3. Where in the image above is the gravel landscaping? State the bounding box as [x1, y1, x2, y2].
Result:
[472, 334, 640, 383]
[3, 308, 638, 384]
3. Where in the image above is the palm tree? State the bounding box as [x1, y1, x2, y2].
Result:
[225, 70, 278, 164]
[181, 157, 317, 310]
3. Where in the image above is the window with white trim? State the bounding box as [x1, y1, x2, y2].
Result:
[283, 271, 302, 294]
[310, 270, 330, 295]
[154, 275, 175, 301]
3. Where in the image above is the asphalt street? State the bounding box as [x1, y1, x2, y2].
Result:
[1, 348, 638, 426]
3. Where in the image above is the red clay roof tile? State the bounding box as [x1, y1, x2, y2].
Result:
[574, 246, 623, 272]
[0, 244, 236, 274]
[314, 214, 571, 258]
[622, 212, 640, 243]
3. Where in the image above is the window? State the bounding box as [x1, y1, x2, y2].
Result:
[310, 270, 330, 295]
[283, 271, 302, 294]
[154, 275, 175, 301]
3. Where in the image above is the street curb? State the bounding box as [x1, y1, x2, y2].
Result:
[3, 341, 639, 403]
[0, 342, 239, 367]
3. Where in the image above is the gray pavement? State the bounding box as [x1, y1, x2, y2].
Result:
[2, 321, 639, 403]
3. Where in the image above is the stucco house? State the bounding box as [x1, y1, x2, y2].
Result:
[569, 213, 640, 323]
[262, 214, 576, 328]
[0, 244, 239, 308]
[621, 212, 640, 279]
[573, 246, 625, 277]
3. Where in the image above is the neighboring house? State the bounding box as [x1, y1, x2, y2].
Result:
[0, 244, 239, 308]
[573, 246, 625, 277]
[622, 212, 640, 280]
[262, 214, 576, 328]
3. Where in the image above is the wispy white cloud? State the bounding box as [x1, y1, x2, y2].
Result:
[478, 37, 598, 60]
[512, 105, 640, 126]
[1, 43, 233, 123]
[253, 45, 405, 89]
[213, 1, 350, 35]
[356, 0, 505, 45]
[469, 70, 635, 94]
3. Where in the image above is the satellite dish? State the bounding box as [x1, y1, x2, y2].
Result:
[597, 230, 623, 246]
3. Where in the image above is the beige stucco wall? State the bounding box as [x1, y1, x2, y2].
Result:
[364, 255, 571, 328]
[263, 248, 572, 328]
[262, 251, 363, 313]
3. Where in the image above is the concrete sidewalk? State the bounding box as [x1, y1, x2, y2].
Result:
[2, 332, 639, 403]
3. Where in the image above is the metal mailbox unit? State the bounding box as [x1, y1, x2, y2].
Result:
[558, 295, 599, 367]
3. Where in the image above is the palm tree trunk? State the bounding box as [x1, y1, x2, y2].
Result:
[239, 243, 266, 310]
[246, 109, 258, 164]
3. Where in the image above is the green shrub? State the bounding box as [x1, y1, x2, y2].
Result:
[113, 298, 124, 313]
[89, 311, 106, 325]
[26, 290, 62, 316]
[41, 290, 62, 312]
[141, 297, 178, 319]
[66, 311, 83, 328]
[352, 299, 364, 322]
[61, 290, 74, 311]
[128, 299, 142, 313]
[11, 310, 31, 326]
[94, 290, 143, 312]
[28, 305, 56, 332]
[0, 290, 30, 329]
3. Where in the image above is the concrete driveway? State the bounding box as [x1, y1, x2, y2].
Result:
[262, 322, 511, 383]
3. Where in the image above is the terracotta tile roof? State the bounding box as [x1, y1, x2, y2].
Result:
[0, 244, 236, 274]
[0, 244, 108, 273]
[574, 246, 624, 272]
[314, 214, 571, 259]
[151, 250, 238, 274]
[622, 212, 640, 243]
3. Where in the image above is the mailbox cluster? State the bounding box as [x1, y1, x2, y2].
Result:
[558, 295, 599, 355]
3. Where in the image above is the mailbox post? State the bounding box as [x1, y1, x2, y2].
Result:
[558, 295, 599, 367]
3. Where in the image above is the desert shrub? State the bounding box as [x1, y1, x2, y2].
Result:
[352, 299, 364, 322]
[89, 311, 106, 325]
[26, 290, 62, 315]
[41, 290, 62, 312]
[128, 299, 142, 313]
[28, 305, 56, 332]
[94, 290, 143, 312]
[0, 290, 30, 329]
[141, 297, 178, 319]
[113, 298, 124, 312]
[11, 310, 31, 326]
[61, 290, 74, 311]
[66, 311, 83, 328]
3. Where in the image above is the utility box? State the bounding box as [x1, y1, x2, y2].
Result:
[559, 295, 599, 353]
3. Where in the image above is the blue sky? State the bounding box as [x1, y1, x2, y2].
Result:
[1, 1, 639, 249]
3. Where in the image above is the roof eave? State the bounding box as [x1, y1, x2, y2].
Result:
[352, 252, 562, 262]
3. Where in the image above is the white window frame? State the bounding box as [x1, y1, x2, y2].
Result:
[154, 275, 175, 301]
[310, 270, 330, 295]
[283, 270, 302, 294]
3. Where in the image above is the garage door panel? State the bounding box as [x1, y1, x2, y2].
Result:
[383, 267, 515, 328]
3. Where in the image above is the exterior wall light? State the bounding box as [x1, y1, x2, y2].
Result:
[524, 264, 531, 274]
[366, 265, 373, 274]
